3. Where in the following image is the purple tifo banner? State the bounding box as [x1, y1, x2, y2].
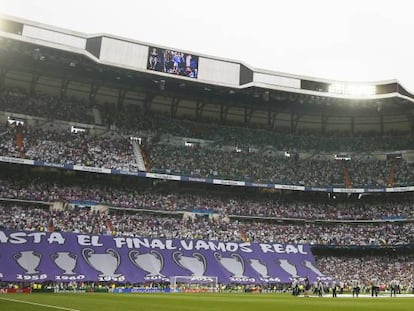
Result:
[0, 231, 330, 284]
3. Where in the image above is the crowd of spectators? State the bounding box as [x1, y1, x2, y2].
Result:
[101, 103, 160, 136]
[2, 49, 414, 290]
[0, 88, 94, 124]
[149, 143, 414, 187]
[0, 125, 140, 172]
[2, 122, 414, 189]
[3, 203, 414, 288]
[2, 89, 414, 188]
[316, 255, 414, 290]
[149, 144, 341, 185]
[1, 196, 414, 246]
[1, 176, 414, 220]
[98, 103, 414, 153]
[97, 103, 414, 187]
[4, 122, 414, 187]
[0, 120, 414, 187]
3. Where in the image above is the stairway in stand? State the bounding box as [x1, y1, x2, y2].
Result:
[339, 160, 352, 188]
[130, 139, 147, 171]
[92, 107, 102, 125]
[15, 125, 24, 158]
[387, 157, 396, 188]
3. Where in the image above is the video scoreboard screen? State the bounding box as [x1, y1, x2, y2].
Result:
[147, 46, 199, 78]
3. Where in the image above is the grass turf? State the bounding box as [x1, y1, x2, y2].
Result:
[0, 293, 414, 311]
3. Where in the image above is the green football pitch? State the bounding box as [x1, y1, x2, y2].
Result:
[1, 293, 414, 311]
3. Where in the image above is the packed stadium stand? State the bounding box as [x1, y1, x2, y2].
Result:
[1, 15, 414, 292]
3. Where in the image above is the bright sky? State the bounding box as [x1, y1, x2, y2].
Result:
[0, 0, 413, 91]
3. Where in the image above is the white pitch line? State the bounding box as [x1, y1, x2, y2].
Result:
[0, 297, 80, 311]
[300, 294, 414, 299]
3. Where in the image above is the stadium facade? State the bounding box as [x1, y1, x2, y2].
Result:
[1, 15, 414, 193]
[1, 15, 414, 289]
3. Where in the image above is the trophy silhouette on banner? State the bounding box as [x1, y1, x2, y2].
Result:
[303, 260, 325, 276]
[129, 250, 165, 277]
[278, 259, 299, 278]
[214, 253, 246, 278]
[82, 248, 121, 278]
[173, 252, 206, 276]
[13, 251, 41, 274]
[249, 259, 270, 278]
[51, 252, 77, 275]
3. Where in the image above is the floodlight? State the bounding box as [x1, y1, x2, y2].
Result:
[329, 83, 375, 96]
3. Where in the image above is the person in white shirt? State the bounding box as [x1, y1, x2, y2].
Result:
[291, 278, 299, 296]
[390, 279, 398, 297]
[316, 280, 323, 297]
[371, 277, 379, 297]
[332, 280, 338, 297]
[352, 278, 360, 297]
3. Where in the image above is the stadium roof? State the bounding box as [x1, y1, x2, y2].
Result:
[0, 14, 413, 103]
[1, 14, 414, 133]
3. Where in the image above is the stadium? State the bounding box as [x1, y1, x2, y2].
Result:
[0, 13, 414, 311]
